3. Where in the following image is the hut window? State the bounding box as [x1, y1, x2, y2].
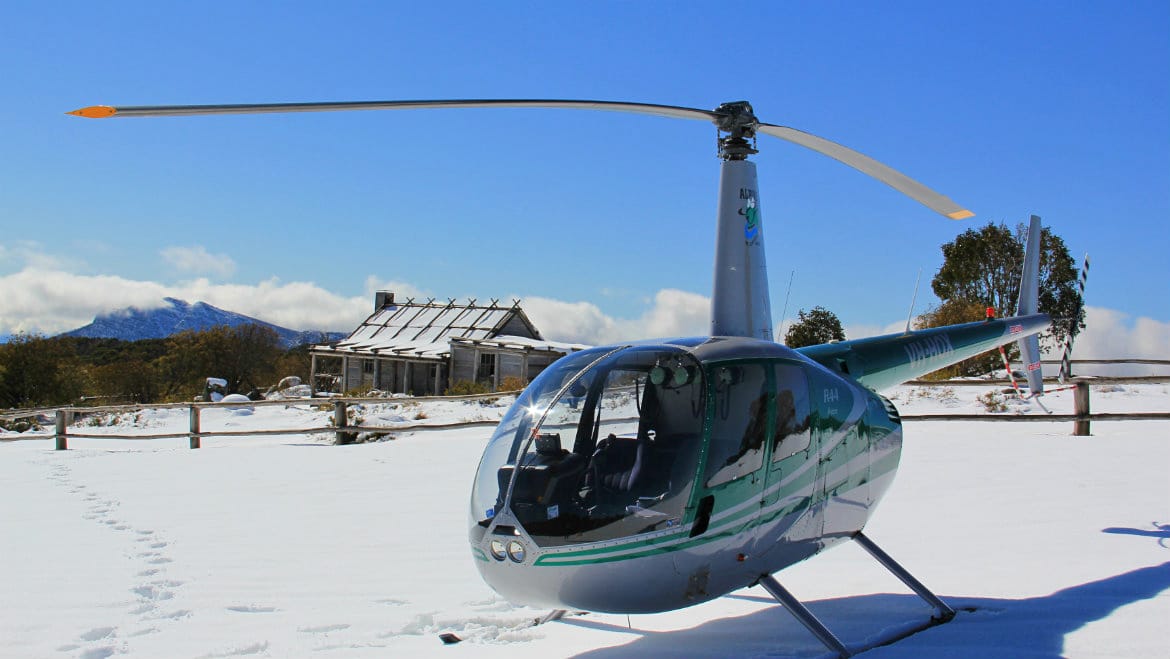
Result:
[478, 352, 497, 384]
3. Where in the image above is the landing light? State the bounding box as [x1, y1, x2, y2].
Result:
[489, 539, 507, 561]
[506, 540, 526, 563]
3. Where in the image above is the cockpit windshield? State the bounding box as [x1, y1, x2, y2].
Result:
[470, 345, 706, 547]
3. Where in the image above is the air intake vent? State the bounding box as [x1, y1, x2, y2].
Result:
[878, 395, 901, 425]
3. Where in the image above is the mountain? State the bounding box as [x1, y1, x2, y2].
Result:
[61, 298, 346, 348]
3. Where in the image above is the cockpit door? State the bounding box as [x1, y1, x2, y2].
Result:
[757, 362, 820, 547]
[688, 362, 770, 542]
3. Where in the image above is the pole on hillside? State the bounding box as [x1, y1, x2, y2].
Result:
[55, 409, 67, 450]
[1073, 381, 1091, 436]
[189, 405, 202, 449]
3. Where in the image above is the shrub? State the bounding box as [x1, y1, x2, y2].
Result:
[978, 390, 1007, 413]
[498, 376, 527, 392]
[445, 380, 492, 396]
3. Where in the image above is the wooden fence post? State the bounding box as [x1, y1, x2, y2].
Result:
[189, 405, 202, 449]
[1073, 380, 1091, 436]
[334, 400, 351, 445]
[55, 409, 67, 450]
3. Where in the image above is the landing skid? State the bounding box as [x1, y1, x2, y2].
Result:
[758, 531, 955, 658]
[438, 609, 586, 644]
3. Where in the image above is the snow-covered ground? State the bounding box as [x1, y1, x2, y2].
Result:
[2, 384, 1167, 658]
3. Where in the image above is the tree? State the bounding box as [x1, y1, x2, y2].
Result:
[931, 221, 1084, 348]
[157, 324, 283, 399]
[0, 333, 84, 408]
[784, 306, 846, 348]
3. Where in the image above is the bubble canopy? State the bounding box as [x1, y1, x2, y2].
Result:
[470, 344, 706, 548]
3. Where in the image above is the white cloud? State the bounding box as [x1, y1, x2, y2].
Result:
[0, 268, 170, 335]
[0, 267, 369, 336]
[168, 278, 370, 332]
[1062, 306, 1170, 375]
[522, 297, 617, 344]
[524, 288, 710, 344]
[160, 245, 236, 279]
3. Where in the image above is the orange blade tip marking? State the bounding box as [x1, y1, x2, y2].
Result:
[946, 209, 975, 220]
[67, 106, 117, 118]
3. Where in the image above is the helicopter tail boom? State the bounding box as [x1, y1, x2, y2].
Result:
[798, 312, 1051, 392]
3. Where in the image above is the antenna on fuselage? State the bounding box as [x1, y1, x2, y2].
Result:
[777, 270, 795, 343]
[904, 268, 923, 334]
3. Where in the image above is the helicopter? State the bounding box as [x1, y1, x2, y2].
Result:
[69, 99, 1050, 656]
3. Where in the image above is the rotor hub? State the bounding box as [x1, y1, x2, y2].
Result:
[714, 101, 760, 161]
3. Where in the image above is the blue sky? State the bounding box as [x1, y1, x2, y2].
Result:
[1, 1, 1167, 351]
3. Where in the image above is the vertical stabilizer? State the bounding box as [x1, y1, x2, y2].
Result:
[711, 159, 773, 340]
[1016, 215, 1044, 395]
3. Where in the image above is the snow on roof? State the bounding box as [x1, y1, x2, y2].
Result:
[450, 334, 590, 353]
[313, 299, 558, 360]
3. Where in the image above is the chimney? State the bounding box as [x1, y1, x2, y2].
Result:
[375, 291, 395, 310]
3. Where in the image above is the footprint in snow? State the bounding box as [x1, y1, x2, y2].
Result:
[78, 626, 117, 642]
[132, 585, 175, 601]
[200, 641, 269, 657]
[298, 623, 350, 634]
[226, 605, 279, 613]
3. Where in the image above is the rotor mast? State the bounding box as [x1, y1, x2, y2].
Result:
[710, 101, 774, 340]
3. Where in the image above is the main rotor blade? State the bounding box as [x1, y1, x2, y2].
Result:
[67, 99, 720, 123]
[757, 123, 973, 219]
[68, 98, 972, 219]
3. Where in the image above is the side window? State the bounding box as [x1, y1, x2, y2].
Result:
[773, 364, 811, 461]
[705, 363, 768, 487]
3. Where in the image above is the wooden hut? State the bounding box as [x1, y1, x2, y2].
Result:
[309, 292, 585, 396]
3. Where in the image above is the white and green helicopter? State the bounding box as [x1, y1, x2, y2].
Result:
[71, 99, 1050, 656]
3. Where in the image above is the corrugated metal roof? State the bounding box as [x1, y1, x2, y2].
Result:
[314, 299, 543, 360]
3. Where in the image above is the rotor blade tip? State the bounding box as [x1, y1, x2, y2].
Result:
[946, 209, 975, 220]
[67, 105, 117, 118]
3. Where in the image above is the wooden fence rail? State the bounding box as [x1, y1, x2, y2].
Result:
[2, 379, 1166, 449]
[0, 389, 521, 423]
[4, 400, 508, 449]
